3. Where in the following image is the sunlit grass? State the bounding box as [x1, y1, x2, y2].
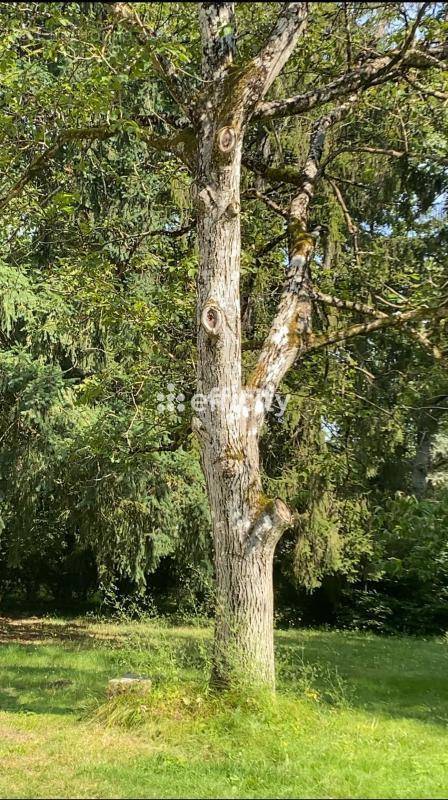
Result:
[0, 617, 447, 798]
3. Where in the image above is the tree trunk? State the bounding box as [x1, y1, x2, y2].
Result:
[194, 69, 296, 687]
[213, 541, 276, 688]
[194, 98, 277, 686]
[194, 1, 307, 689]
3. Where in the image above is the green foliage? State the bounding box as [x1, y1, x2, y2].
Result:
[0, 2, 447, 631]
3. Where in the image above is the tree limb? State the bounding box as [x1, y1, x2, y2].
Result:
[313, 290, 444, 360]
[247, 96, 358, 406]
[244, 143, 418, 188]
[304, 304, 448, 353]
[210, 2, 308, 127]
[322, 145, 407, 171]
[327, 177, 359, 261]
[243, 158, 304, 187]
[404, 74, 448, 101]
[199, 2, 236, 82]
[375, 1, 431, 75]
[249, 2, 308, 103]
[243, 188, 288, 219]
[311, 290, 388, 319]
[245, 114, 446, 382]
[255, 41, 448, 120]
[99, 222, 195, 251]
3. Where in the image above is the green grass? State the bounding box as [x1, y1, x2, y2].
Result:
[0, 616, 447, 798]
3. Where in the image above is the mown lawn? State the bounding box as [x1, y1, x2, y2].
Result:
[0, 616, 447, 799]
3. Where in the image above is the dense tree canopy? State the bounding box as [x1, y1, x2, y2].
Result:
[0, 2, 447, 639]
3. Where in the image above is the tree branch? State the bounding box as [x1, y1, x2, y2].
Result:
[404, 74, 448, 101]
[255, 41, 448, 120]
[304, 304, 448, 353]
[98, 222, 195, 252]
[311, 290, 388, 319]
[327, 177, 359, 261]
[247, 96, 358, 406]
[243, 158, 304, 187]
[250, 2, 308, 102]
[375, 1, 431, 76]
[245, 498, 296, 554]
[243, 188, 288, 219]
[246, 73, 446, 390]
[322, 145, 407, 171]
[313, 290, 444, 360]
[210, 2, 308, 128]
[244, 143, 420, 188]
[199, 2, 236, 82]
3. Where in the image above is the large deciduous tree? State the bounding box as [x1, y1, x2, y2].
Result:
[1, 1, 447, 688]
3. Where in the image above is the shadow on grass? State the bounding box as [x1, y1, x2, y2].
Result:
[0, 656, 116, 716]
[0, 616, 97, 646]
[275, 630, 448, 728]
[0, 617, 119, 716]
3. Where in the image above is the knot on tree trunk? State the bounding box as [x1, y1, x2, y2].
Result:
[217, 126, 237, 154]
[201, 301, 224, 337]
[224, 199, 240, 219]
[195, 185, 218, 211]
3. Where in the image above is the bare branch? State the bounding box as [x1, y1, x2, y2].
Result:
[376, 1, 431, 75]
[327, 177, 359, 261]
[411, 328, 444, 360]
[327, 177, 360, 266]
[324, 173, 371, 191]
[255, 41, 448, 120]
[313, 289, 444, 360]
[342, 3, 353, 70]
[304, 304, 448, 353]
[311, 290, 387, 319]
[322, 145, 406, 171]
[243, 189, 288, 219]
[404, 74, 448, 101]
